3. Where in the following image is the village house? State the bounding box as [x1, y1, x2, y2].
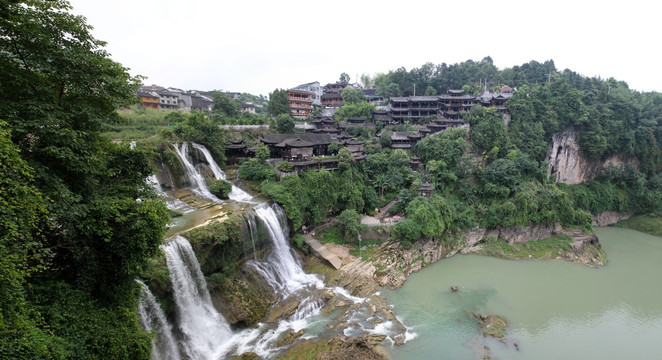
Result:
[136, 90, 160, 109]
[157, 90, 179, 110]
[260, 133, 334, 160]
[241, 102, 256, 113]
[225, 139, 248, 159]
[287, 88, 314, 118]
[362, 89, 384, 105]
[292, 81, 323, 106]
[321, 92, 343, 108]
[379, 130, 423, 149]
[386, 88, 513, 123]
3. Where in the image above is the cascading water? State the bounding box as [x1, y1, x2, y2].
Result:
[172, 143, 221, 202]
[241, 209, 261, 260]
[147, 174, 194, 214]
[162, 236, 232, 360]
[249, 203, 324, 295]
[190, 142, 253, 202]
[137, 280, 181, 360]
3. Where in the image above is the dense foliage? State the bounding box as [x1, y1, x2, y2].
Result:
[259, 58, 662, 248]
[0, 1, 169, 357]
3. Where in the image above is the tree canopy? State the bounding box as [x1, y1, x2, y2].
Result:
[0, 0, 169, 356]
[268, 88, 290, 116]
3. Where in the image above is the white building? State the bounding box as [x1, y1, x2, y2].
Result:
[292, 81, 322, 106]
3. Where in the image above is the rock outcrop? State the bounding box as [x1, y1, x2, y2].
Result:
[545, 127, 629, 184]
[592, 211, 633, 226]
[210, 266, 276, 326]
[276, 334, 388, 360]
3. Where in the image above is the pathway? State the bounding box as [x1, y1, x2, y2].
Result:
[303, 234, 343, 270]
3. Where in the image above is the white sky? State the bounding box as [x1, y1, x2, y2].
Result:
[69, 0, 661, 96]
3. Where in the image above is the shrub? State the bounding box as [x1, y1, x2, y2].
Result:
[277, 161, 294, 172]
[209, 179, 233, 199]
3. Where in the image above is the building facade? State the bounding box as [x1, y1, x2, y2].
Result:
[287, 89, 314, 118]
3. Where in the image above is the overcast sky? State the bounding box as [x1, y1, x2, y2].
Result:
[69, 0, 660, 96]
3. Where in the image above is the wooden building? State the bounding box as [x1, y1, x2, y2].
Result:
[380, 130, 423, 149]
[137, 90, 160, 109]
[261, 133, 334, 159]
[321, 92, 343, 107]
[225, 139, 248, 159]
[419, 181, 435, 197]
[287, 88, 314, 118]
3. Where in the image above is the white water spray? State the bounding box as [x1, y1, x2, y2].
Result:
[137, 280, 181, 360]
[172, 143, 221, 202]
[249, 203, 324, 295]
[190, 142, 253, 202]
[162, 236, 232, 359]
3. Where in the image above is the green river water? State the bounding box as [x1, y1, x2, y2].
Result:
[383, 227, 662, 359]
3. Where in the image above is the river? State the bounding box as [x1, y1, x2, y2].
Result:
[383, 227, 662, 359]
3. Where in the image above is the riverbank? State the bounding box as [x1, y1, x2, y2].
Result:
[307, 221, 607, 295]
[614, 213, 662, 237]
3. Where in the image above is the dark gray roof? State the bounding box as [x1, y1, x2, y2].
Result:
[275, 138, 314, 148]
[261, 133, 333, 145]
[410, 96, 440, 102]
[420, 181, 435, 191]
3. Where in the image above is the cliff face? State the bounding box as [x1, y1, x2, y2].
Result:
[545, 127, 626, 184]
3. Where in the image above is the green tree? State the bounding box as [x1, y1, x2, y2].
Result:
[339, 72, 351, 84]
[268, 88, 290, 116]
[335, 102, 375, 122]
[328, 141, 342, 154]
[338, 147, 355, 171]
[0, 0, 169, 356]
[424, 86, 437, 96]
[209, 179, 233, 199]
[360, 73, 374, 88]
[277, 161, 294, 172]
[392, 219, 422, 246]
[376, 81, 401, 98]
[256, 142, 270, 162]
[379, 133, 392, 147]
[275, 113, 295, 133]
[213, 91, 241, 117]
[341, 87, 365, 104]
[337, 209, 364, 241]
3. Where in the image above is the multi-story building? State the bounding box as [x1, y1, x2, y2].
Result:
[387, 88, 513, 123]
[292, 81, 322, 106]
[287, 88, 314, 118]
[136, 90, 160, 109]
[157, 91, 180, 110]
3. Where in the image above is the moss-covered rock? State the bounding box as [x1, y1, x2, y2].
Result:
[183, 215, 276, 327]
[474, 313, 508, 340]
[184, 216, 243, 277]
[141, 249, 175, 316]
[209, 266, 275, 327]
[275, 334, 387, 360]
[209, 179, 233, 199]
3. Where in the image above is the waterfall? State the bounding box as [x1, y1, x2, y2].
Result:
[172, 143, 221, 202]
[241, 210, 260, 260]
[162, 236, 232, 360]
[137, 280, 181, 360]
[190, 142, 253, 202]
[147, 174, 194, 214]
[249, 203, 324, 296]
